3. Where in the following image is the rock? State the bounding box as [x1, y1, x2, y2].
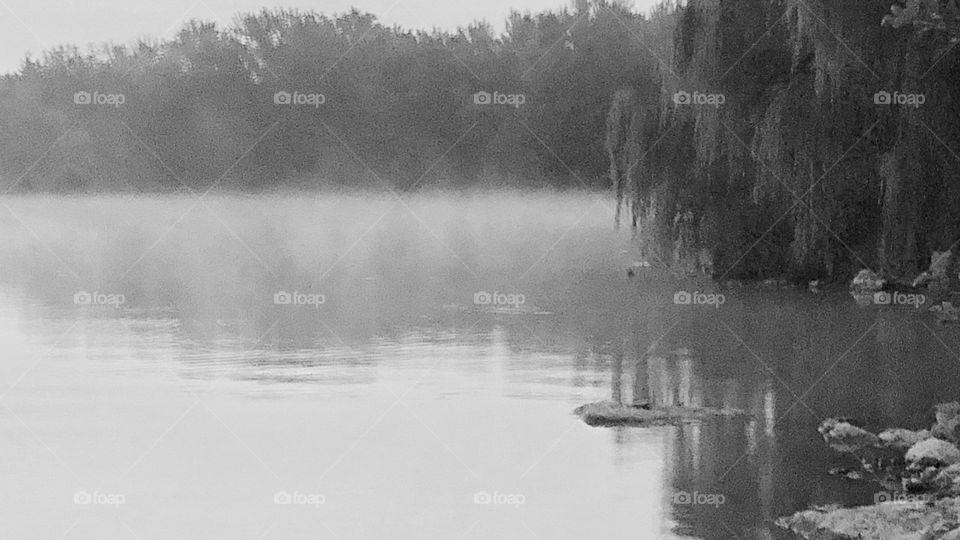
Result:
[935, 464, 960, 495]
[573, 401, 745, 427]
[903, 466, 942, 493]
[912, 242, 960, 291]
[937, 403, 960, 427]
[828, 466, 867, 481]
[932, 303, 960, 325]
[879, 428, 932, 449]
[626, 261, 650, 277]
[934, 403, 960, 443]
[777, 497, 960, 539]
[851, 269, 886, 293]
[934, 418, 960, 444]
[819, 418, 881, 452]
[760, 278, 792, 289]
[906, 438, 960, 468]
[925, 519, 960, 540]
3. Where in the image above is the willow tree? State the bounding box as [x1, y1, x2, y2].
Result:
[607, 88, 644, 229]
[611, 0, 960, 279]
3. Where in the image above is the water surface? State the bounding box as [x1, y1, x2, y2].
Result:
[1, 192, 957, 539]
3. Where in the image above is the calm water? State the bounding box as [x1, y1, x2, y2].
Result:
[1, 192, 958, 539]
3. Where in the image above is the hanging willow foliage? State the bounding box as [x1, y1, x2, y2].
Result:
[607, 88, 640, 228]
[609, 0, 960, 278]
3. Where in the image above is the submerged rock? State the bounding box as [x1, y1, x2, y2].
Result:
[573, 401, 744, 427]
[906, 439, 960, 468]
[828, 466, 868, 481]
[777, 497, 960, 539]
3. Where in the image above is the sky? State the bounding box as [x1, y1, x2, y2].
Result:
[0, 0, 656, 75]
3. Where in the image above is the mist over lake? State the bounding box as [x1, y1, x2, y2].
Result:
[0, 191, 956, 539]
[4, 0, 960, 538]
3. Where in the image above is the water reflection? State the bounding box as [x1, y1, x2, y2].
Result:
[7, 271, 960, 538]
[3, 195, 960, 538]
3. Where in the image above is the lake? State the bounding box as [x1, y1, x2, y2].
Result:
[0, 192, 957, 539]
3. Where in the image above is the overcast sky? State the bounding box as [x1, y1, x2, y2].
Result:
[0, 0, 656, 75]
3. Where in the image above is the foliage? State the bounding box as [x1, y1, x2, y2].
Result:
[0, 2, 676, 193]
[612, 0, 960, 279]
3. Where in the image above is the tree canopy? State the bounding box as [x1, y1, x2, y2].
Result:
[611, 0, 960, 280]
[0, 2, 677, 193]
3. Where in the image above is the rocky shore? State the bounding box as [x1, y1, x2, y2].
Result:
[778, 402, 960, 539]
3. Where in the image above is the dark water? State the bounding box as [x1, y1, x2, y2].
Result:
[0, 193, 956, 539]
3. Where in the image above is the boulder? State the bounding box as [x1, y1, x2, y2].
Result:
[937, 403, 960, 426]
[935, 464, 960, 495]
[912, 242, 960, 291]
[906, 439, 960, 468]
[819, 418, 881, 452]
[934, 418, 960, 444]
[879, 428, 932, 449]
[934, 403, 960, 443]
[851, 269, 886, 293]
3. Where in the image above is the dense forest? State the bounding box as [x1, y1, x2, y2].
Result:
[0, 0, 675, 192]
[1, 0, 959, 280]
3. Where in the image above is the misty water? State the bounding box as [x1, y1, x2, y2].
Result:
[1, 192, 957, 539]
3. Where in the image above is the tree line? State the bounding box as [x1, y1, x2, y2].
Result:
[4, 0, 957, 280]
[0, 1, 677, 192]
